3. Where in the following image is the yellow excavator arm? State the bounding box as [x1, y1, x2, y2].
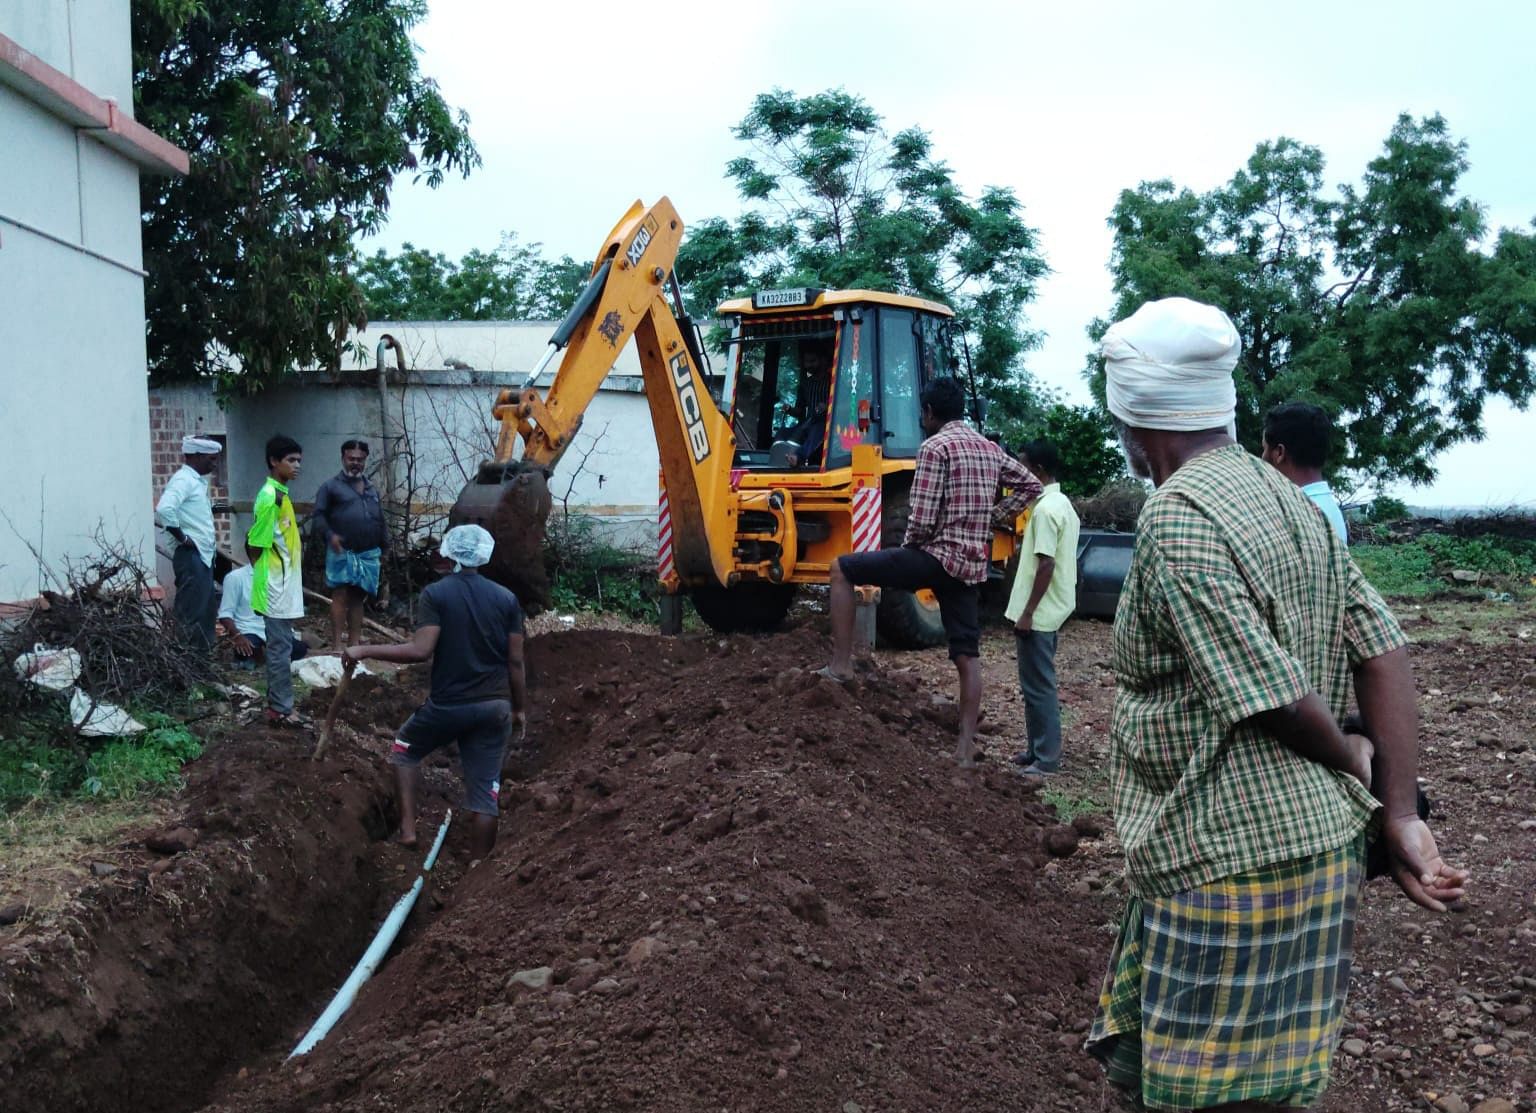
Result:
[478, 198, 737, 586]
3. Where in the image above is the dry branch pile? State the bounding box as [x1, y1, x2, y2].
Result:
[1, 535, 218, 713]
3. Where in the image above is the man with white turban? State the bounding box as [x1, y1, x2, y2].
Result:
[344, 525, 526, 859]
[156, 435, 223, 649]
[1086, 298, 1466, 1111]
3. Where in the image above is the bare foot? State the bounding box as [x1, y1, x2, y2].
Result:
[953, 739, 978, 768]
[392, 831, 418, 849]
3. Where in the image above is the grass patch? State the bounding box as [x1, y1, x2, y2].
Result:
[81, 714, 203, 801]
[1397, 598, 1536, 646]
[0, 710, 204, 812]
[0, 796, 168, 914]
[545, 515, 658, 624]
[1355, 533, 1536, 599]
[1040, 785, 1107, 823]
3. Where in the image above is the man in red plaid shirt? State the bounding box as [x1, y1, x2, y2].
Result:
[821, 377, 1043, 765]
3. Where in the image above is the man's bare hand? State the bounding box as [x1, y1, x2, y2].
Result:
[1014, 612, 1034, 634]
[329, 533, 344, 555]
[232, 634, 254, 658]
[512, 710, 528, 742]
[1383, 815, 1468, 912]
[1344, 732, 1374, 790]
[341, 647, 360, 675]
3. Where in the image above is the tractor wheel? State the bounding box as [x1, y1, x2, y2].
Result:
[690, 582, 797, 634]
[874, 483, 946, 649]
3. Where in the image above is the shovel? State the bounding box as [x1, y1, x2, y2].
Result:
[311, 662, 355, 761]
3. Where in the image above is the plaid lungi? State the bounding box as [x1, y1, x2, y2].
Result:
[1086, 837, 1363, 1110]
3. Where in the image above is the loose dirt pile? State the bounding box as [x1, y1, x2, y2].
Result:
[203, 628, 1112, 1112]
[14, 605, 1525, 1113]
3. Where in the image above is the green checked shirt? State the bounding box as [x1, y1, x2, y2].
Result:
[1110, 445, 1406, 898]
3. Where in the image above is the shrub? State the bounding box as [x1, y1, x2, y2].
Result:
[1352, 544, 1437, 597]
[81, 713, 203, 801]
[0, 709, 203, 811]
[1365, 495, 1410, 523]
[544, 515, 657, 623]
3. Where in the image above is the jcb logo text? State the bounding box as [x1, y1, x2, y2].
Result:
[625, 215, 658, 269]
[670, 353, 710, 463]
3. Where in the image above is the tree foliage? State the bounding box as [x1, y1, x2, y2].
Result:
[134, 0, 479, 391]
[1094, 115, 1536, 487]
[356, 235, 586, 321]
[1009, 403, 1124, 498]
[677, 89, 1052, 430]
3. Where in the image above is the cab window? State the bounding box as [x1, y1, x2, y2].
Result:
[825, 315, 877, 469]
[728, 323, 836, 465]
[879, 309, 923, 458]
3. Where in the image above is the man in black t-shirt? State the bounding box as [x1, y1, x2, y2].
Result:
[344, 525, 526, 859]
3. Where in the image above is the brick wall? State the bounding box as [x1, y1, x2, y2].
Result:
[148, 387, 234, 556]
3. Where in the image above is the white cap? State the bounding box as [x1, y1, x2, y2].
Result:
[440, 524, 495, 571]
[1102, 297, 1241, 433]
[182, 435, 222, 455]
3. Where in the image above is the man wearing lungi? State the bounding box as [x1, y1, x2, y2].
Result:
[312, 439, 388, 652]
[1085, 297, 1467, 1111]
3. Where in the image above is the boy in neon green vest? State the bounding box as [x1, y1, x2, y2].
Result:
[248, 434, 308, 727]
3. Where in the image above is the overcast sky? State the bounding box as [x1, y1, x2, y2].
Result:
[372, 0, 1535, 507]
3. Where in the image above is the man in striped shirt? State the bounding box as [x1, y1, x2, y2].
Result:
[822, 377, 1041, 766]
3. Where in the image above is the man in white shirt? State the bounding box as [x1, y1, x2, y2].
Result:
[156, 436, 222, 648]
[218, 544, 309, 670]
[1004, 440, 1081, 775]
[1261, 402, 1349, 545]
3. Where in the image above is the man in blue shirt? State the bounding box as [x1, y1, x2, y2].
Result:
[312, 439, 388, 651]
[1262, 402, 1348, 544]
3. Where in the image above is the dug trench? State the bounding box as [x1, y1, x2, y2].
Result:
[0, 669, 495, 1113]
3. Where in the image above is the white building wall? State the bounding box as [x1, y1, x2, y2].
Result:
[0, 0, 133, 105]
[0, 0, 159, 603]
[216, 377, 659, 554]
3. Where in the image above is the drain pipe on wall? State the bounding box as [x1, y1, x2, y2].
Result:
[375, 334, 406, 528]
[288, 810, 453, 1059]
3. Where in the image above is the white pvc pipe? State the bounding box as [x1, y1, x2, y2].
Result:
[288, 811, 453, 1059]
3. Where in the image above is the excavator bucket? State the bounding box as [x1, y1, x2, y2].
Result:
[448, 462, 553, 612]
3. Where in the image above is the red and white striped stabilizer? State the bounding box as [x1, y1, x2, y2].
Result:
[657, 481, 676, 581]
[851, 485, 882, 553]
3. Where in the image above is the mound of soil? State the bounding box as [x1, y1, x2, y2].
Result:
[204, 628, 1112, 1112]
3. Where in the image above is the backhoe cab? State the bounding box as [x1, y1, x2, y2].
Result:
[692, 287, 973, 645]
[449, 198, 1021, 649]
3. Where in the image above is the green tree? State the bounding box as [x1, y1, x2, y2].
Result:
[1094, 115, 1536, 487]
[677, 89, 1052, 430]
[134, 0, 480, 392]
[357, 234, 586, 320]
[1008, 403, 1124, 498]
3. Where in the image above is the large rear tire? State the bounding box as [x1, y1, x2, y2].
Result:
[690, 582, 797, 634]
[874, 482, 946, 649]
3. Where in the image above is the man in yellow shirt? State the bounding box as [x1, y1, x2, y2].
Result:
[1004, 440, 1080, 775]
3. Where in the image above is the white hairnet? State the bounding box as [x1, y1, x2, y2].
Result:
[440, 524, 495, 572]
[1102, 297, 1241, 432]
[182, 435, 222, 455]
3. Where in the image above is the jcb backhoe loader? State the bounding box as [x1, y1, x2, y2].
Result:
[449, 197, 1025, 648]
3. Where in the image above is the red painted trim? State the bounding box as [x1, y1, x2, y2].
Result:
[0, 32, 189, 176]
